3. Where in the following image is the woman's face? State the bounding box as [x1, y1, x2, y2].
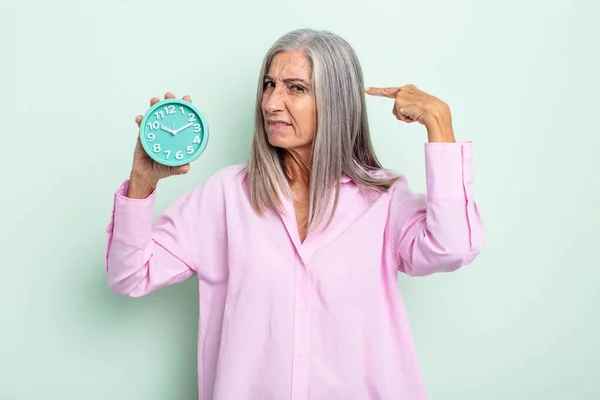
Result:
[261, 50, 316, 158]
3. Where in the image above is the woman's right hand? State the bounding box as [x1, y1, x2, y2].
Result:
[127, 92, 192, 199]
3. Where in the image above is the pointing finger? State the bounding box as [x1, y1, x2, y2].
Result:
[182, 94, 192, 102]
[165, 92, 176, 99]
[365, 87, 400, 98]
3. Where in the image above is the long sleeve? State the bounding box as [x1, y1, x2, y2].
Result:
[389, 141, 484, 276]
[104, 180, 200, 297]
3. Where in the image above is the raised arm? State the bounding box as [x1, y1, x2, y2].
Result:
[389, 142, 484, 276]
[105, 179, 200, 297]
[105, 92, 225, 296]
[365, 84, 484, 276]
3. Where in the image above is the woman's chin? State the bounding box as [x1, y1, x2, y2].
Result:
[267, 132, 291, 148]
[266, 129, 311, 151]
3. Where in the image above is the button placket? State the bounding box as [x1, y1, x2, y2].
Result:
[290, 256, 310, 400]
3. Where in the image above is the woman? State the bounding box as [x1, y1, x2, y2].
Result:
[106, 28, 484, 399]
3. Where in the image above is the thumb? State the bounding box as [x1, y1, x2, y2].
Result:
[174, 164, 191, 175]
[159, 164, 190, 179]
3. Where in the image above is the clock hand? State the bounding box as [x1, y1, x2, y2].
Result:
[159, 124, 176, 135]
[174, 122, 194, 134]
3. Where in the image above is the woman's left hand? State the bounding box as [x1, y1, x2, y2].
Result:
[365, 84, 455, 143]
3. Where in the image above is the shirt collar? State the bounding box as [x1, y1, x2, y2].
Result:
[340, 174, 352, 183]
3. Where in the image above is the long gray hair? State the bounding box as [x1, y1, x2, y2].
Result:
[244, 28, 398, 232]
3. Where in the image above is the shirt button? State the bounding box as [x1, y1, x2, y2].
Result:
[298, 350, 305, 356]
[299, 305, 305, 311]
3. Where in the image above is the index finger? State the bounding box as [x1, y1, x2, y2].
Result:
[364, 87, 400, 98]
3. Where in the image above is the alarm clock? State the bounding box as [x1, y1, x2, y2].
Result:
[139, 98, 209, 166]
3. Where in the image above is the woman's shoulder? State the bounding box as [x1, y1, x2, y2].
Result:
[365, 167, 403, 180]
[358, 167, 408, 189]
[208, 163, 247, 183]
[180, 164, 247, 208]
[191, 163, 248, 195]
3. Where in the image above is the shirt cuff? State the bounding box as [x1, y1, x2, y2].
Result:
[424, 141, 473, 202]
[111, 180, 156, 244]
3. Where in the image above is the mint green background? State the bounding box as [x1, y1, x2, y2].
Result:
[2, 1, 599, 399]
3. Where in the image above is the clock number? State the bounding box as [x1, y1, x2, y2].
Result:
[153, 144, 161, 152]
[193, 135, 201, 144]
[179, 106, 185, 114]
[147, 133, 155, 141]
[186, 145, 194, 154]
[164, 150, 171, 158]
[164, 105, 176, 115]
[188, 113, 196, 122]
[175, 151, 184, 160]
[194, 124, 201, 132]
[154, 110, 165, 120]
[148, 121, 159, 130]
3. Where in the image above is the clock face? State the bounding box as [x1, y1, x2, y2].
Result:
[139, 99, 209, 166]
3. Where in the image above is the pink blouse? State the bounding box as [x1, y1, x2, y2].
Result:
[105, 141, 484, 400]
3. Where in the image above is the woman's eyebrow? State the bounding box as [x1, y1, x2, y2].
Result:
[264, 75, 310, 85]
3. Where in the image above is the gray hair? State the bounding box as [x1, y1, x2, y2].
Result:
[244, 28, 399, 232]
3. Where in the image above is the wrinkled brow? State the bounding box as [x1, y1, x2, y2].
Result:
[264, 75, 311, 86]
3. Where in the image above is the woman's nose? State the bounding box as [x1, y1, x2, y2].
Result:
[264, 90, 285, 113]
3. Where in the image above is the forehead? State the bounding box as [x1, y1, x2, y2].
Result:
[267, 50, 312, 80]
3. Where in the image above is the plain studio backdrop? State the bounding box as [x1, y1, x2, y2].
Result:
[1, 0, 599, 399]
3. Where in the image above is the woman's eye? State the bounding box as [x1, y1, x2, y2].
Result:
[263, 81, 275, 89]
[292, 85, 304, 92]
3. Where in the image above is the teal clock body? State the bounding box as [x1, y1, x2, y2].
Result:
[139, 98, 209, 166]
